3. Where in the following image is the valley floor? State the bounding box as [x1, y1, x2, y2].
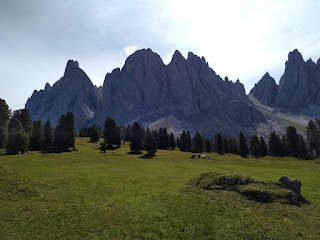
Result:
[0, 138, 320, 239]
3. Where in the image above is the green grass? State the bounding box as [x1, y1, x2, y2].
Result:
[0, 138, 320, 239]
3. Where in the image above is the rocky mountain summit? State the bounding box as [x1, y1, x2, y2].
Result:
[26, 49, 264, 136]
[250, 49, 320, 116]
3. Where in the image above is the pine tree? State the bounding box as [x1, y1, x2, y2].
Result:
[285, 126, 300, 158]
[250, 134, 261, 158]
[10, 109, 32, 136]
[0, 98, 10, 149]
[6, 120, 29, 154]
[306, 119, 320, 157]
[176, 137, 180, 149]
[222, 135, 229, 153]
[30, 119, 43, 150]
[143, 132, 157, 155]
[186, 131, 192, 152]
[214, 133, 223, 154]
[204, 139, 212, 152]
[179, 131, 186, 152]
[163, 128, 169, 149]
[192, 132, 203, 153]
[260, 136, 268, 156]
[53, 112, 76, 151]
[125, 124, 131, 141]
[228, 136, 239, 155]
[298, 134, 309, 159]
[169, 133, 176, 149]
[104, 118, 118, 148]
[268, 132, 282, 156]
[89, 125, 100, 143]
[43, 120, 53, 150]
[239, 132, 249, 158]
[130, 122, 144, 153]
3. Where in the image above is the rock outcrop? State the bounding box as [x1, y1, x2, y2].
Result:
[25, 60, 99, 129]
[26, 49, 265, 135]
[251, 49, 320, 116]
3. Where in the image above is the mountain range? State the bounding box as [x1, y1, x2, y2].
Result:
[25, 48, 320, 137]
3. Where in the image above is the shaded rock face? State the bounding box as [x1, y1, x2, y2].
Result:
[25, 60, 99, 129]
[26, 49, 265, 134]
[250, 72, 278, 105]
[251, 49, 320, 115]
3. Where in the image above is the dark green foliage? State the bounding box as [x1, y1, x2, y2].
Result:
[6, 120, 29, 154]
[204, 139, 212, 152]
[306, 119, 320, 157]
[222, 135, 229, 153]
[158, 128, 169, 149]
[124, 124, 131, 141]
[43, 120, 53, 150]
[298, 135, 309, 159]
[90, 125, 100, 143]
[130, 122, 144, 153]
[228, 136, 239, 155]
[214, 133, 223, 155]
[285, 126, 300, 158]
[179, 131, 187, 152]
[29, 119, 43, 150]
[176, 137, 180, 149]
[10, 109, 32, 136]
[186, 131, 192, 152]
[250, 135, 261, 158]
[239, 132, 249, 158]
[53, 112, 76, 151]
[268, 132, 280, 156]
[169, 133, 176, 149]
[0, 98, 10, 148]
[280, 135, 287, 157]
[115, 127, 121, 147]
[104, 118, 119, 147]
[192, 132, 203, 153]
[143, 132, 157, 155]
[260, 137, 268, 156]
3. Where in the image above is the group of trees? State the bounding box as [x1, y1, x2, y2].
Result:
[79, 125, 101, 143]
[0, 98, 76, 154]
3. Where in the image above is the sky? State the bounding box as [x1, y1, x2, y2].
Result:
[1, 0, 320, 111]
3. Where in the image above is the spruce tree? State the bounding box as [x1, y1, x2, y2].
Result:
[10, 109, 32, 136]
[43, 120, 53, 150]
[214, 133, 223, 154]
[268, 132, 282, 156]
[260, 136, 268, 156]
[104, 118, 118, 147]
[250, 134, 261, 158]
[89, 125, 100, 143]
[143, 132, 157, 155]
[179, 131, 186, 152]
[239, 132, 249, 158]
[222, 135, 229, 153]
[130, 122, 144, 153]
[30, 119, 44, 150]
[186, 131, 192, 152]
[228, 136, 239, 155]
[0, 98, 10, 149]
[285, 126, 299, 158]
[169, 133, 176, 149]
[306, 120, 320, 157]
[298, 134, 309, 159]
[53, 112, 76, 151]
[6, 120, 29, 154]
[192, 132, 203, 153]
[205, 139, 212, 152]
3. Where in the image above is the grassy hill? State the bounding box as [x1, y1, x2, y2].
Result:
[1, 138, 320, 239]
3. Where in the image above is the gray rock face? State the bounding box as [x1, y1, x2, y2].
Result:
[26, 49, 266, 135]
[26, 60, 99, 129]
[251, 49, 320, 115]
[250, 72, 278, 105]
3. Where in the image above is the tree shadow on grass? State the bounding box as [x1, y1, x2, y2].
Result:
[127, 151, 143, 155]
[139, 154, 156, 159]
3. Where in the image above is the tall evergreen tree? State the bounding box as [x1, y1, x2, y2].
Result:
[285, 126, 300, 158]
[192, 132, 203, 153]
[239, 132, 249, 158]
[214, 133, 223, 154]
[186, 131, 192, 152]
[30, 119, 44, 150]
[89, 124, 100, 143]
[143, 132, 157, 155]
[0, 98, 10, 149]
[228, 136, 239, 155]
[268, 132, 282, 156]
[53, 112, 76, 151]
[10, 109, 32, 136]
[104, 118, 118, 147]
[298, 134, 309, 159]
[43, 120, 53, 150]
[179, 131, 187, 152]
[6, 119, 29, 154]
[130, 122, 144, 153]
[169, 133, 176, 149]
[204, 139, 212, 152]
[222, 135, 229, 153]
[250, 134, 261, 158]
[260, 136, 268, 156]
[125, 124, 131, 141]
[306, 119, 320, 157]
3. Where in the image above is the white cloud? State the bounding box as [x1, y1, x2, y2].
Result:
[121, 46, 139, 57]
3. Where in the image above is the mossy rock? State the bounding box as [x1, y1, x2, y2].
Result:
[183, 172, 308, 206]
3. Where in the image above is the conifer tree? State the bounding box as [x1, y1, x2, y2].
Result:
[268, 132, 282, 156]
[186, 131, 192, 152]
[250, 134, 261, 158]
[130, 122, 144, 153]
[192, 132, 203, 153]
[285, 126, 300, 158]
[205, 139, 212, 152]
[6, 119, 29, 154]
[104, 118, 118, 147]
[298, 134, 309, 159]
[30, 119, 43, 150]
[260, 136, 268, 156]
[169, 133, 176, 149]
[228, 136, 239, 155]
[239, 132, 249, 158]
[0, 98, 10, 149]
[222, 135, 229, 153]
[214, 133, 223, 154]
[89, 124, 100, 143]
[179, 131, 187, 152]
[143, 132, 157, 155]
[53, 112, 76, 151]
[43, 120, 53, 150]
[306, 119, 320, 157]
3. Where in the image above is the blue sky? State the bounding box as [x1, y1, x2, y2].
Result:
[1, 0, 320, 110]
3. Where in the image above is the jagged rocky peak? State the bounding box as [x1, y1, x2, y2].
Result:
[250, 72, 278, 106]
[287, 49, 304, 63]
[44, 82, 51, 91]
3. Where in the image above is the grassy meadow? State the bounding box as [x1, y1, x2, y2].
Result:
[1, 137, 320, 239]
